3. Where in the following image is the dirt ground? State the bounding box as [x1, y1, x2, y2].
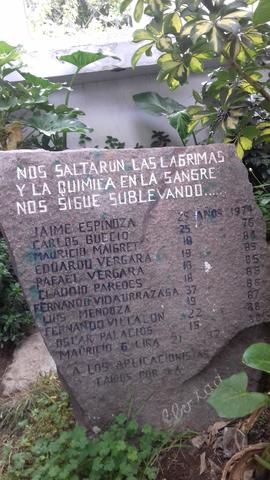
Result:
[156, 411, 270, 480]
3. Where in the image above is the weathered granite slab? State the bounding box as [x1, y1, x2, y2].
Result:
[0, 144, 269, 431]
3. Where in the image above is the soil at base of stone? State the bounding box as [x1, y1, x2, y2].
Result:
[156, 410, 270, 480]
[156, 445, 223, 480]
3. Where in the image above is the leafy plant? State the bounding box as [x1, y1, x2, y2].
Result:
[0, 375, 194, 480]
[208, 342, 270, 473]
[208, 342, 270, 419]
[0, 239, 32, 348]
[0, 374, 75, 478]
[126, 0, 270, 233]
[124, 0, 270, 158]
[133, 91, 192, 145]
[105, 135, 126, 149]
[150, 129, 171, 147]
[254, 0, 270, 25]
[0, 41, 118, 151]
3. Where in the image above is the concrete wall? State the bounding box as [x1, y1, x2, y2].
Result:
[61, 69, 208, 149]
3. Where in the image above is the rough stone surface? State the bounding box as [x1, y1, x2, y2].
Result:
[0, 144, 269, 430]
[1, 332, 56, 396]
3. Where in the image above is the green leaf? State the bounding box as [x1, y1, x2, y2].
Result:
[190, 57, 203, 72]
[114, 440, 127, 452]
[207, 372, 270, 418]
[0, 97, 17, 112]
[210, 27, 224, 53]
[120, 0, 133, 13]
[0, 40, 16, 55]
[242, 126, 258, 139]
[216, 17, 240, 34]
[59, 51, 119, 71]
[228, 10, 249, 18]
[243, 343, 270, 374]
[131, 43, 153, 68]
[171, 12, 182, 33]
[133, 91, 184, 115]
[157, 36, 173, 52]
[193, 90, 202, 103]
[190, 20, 212, 43]
[133, 29, 154, 42]
[159, 60, 181, 74]
[168, 111, 191, 144]
[127, 447, 138, 461]
[22, 111, 89, 136]
[134, 0, 144, 22]
[239, 136, 253, 150]
[254, 0, 270, 25]
[21, 73, 65, 94]
[0, 41, 20, 67]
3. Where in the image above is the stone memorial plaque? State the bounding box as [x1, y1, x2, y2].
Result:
[0, 144, 270, 430]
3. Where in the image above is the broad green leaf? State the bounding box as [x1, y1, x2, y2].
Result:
[240, 79, 257, 94]
[157, 53, 173, 64]
[133, 29, 154, 42]
[208, 372, 270, 418]
[181, 21, 196, 36]
[120, 0, 133, 13]
[257, 121, 270, 129]
[227, 10, 249, 18]
[190, 57, 203, 72]
[131, 43, 153, 68]
[236, 142, 245, 160]
[188, 119, 200, 133]
[0, 41, 20, 67]
[239, 136, 253, 150]
[0, 41, 16, 55]
[254, 0, 270, 25]
[134, 0, 144, 22]
[187, 105, 205, 115]
[21, 73, 66, 94]
[59, 51, 119, 71]
[245, 31, 264, 46]
[229, 39, 241, 59]
[22, 111, 89, 136]
[216, 18, 240, 34]
[171, 12, 182, 33]
[259, 128, 270, 136]
[146, 17, 163, 36]
[225, 115, 239, 130]
[210, 27, 224, 53]
[242, 126, 258, 139]
[133, 91, 183, 116]
[0, 97, 17, 112]
[157, 36, 173, 52]
[259, 134, 270, 142]
[167, 72, 181, 90]
[168, 111, 191, 144]
[159, 60, 181, 74]
[191, 20, 212, 43]
[243, 343, 270, 373]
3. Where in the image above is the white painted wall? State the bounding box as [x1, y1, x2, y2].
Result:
[58, 69, 209, 149]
